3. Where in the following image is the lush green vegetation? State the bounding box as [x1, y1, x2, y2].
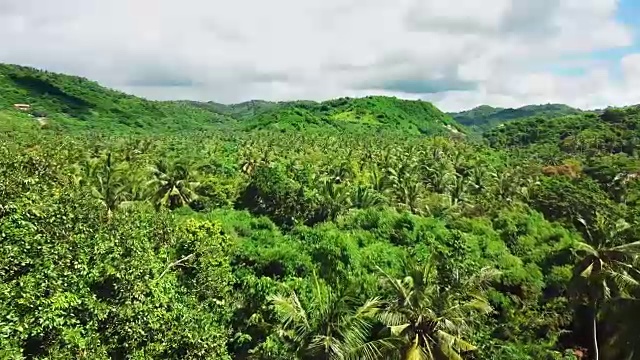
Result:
[3, 64, 640, 360]
[0, 64, 231, 133]
[1, 64, 461, 136]
[243, 96, 463, 135]
[450, 104, 583, 133]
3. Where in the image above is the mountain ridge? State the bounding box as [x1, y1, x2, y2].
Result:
[449, 103, 583, 131]
[0, 63, 462, 135]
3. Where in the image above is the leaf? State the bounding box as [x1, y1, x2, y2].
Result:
[437, 330, 477, 352]
[575, 241, 598, 256]
[389, 323, 410, 336]
[270, 293, 309, 330]
[580, 262, 595, 278]
[405, 335, 426, 360]
[612, 240, 640, 254]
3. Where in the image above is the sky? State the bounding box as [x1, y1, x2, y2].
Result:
[1, 0, 640, 111]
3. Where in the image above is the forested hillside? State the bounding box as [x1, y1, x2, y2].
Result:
[201, 100, 282, 119]
[242, 96, 462, 135]
[0, 64, 230, 132]
[0, 64, 460, 135]
[450, 104, 583, 132]
[3, 64, 640, 360]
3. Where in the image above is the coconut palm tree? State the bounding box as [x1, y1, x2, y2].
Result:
[469, 165, 489, 195]
[449, 175, 468, 206]
[316, 177, 352, 222]
[369, 165, 391, 194]
[351, 185, 385, 209]
[378, 261, 499, 360]
[75, 153, 133, 219]
[386, 160, 424, 213]
[269, 277, 390, 360]
[571, 215, 640, 360]
[493, 169, 520, 202]
[422, 161, 452, 195]
[147, 159, 200, 210]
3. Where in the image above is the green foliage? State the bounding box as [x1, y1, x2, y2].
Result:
[0, 189, 233, 358]
[483, 107, 640, 157]
[270, 277, 386, 360]
[377, 261, 498, 360]
[4, 63, 640, 360]
[0, 64, 231, 133]
[245, 96, 463, 136]
[450, 104, 582, 132]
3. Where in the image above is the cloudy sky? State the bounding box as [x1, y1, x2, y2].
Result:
[1, 0, 640, 111]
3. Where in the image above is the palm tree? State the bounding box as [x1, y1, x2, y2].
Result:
[351, 185, 385, 209]
[571, 216, 640, 360]
[120, 138, 155, 161]
[316, 177, 352, 222]
[75, 153, 132, 219]
[378, 261, 499, 360]
[369, 165, 390, 194]
[240, 147, 264, 176]
[449, 175, 468, 206]
[91, 153, 132, 219]
[147, 159, 200, 210]
[269, 277, 390, 360]
[469, 165, 489, 195]
[386, 160, 423, 213]
[71, 155, 101, 187]
[493, 169, 521, 202]
[422, 161, 452, 195]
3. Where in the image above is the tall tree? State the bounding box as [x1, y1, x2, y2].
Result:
[378, 261, 499, 360]
[316, 177, 352, 222]
[269, 277, 389, 360]
[147, 159, 200, 210]
[75, 153, 132, 219]
[571, 216, 640, 360]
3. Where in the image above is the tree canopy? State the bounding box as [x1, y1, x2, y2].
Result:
[2, 63, 640, 359]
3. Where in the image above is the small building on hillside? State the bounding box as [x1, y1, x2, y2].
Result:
[14, 104, 31, 111]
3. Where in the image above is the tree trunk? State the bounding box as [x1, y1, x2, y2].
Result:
[592, 306, 599, 360]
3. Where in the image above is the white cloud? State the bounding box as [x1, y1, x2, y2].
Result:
[0, 0, 637, 111]
[622, 54, 640, 83]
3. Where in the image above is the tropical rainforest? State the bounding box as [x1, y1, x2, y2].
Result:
[2, 63, 640, 360]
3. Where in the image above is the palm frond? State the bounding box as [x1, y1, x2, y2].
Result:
[611, 240, 640, 253]
[378, 309, 410, 327]
[575, 241, 599, 256]
[270, 293, 309, 330]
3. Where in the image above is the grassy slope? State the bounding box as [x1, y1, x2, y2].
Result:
[0, 64, 230, 133]
[0, 110, 42, 134]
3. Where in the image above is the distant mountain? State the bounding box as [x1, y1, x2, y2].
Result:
[450, 104, 583, 131]
[243, 96, 463, 135]
[185, 100, 282, 120]
[0, 64, 230, 132]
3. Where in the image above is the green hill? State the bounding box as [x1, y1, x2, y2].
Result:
[483, 105, 640, 154]
[0, 64, 462, 136]
[244, 96, 463, 135]
[450, 103, 582, 131]
[0, 64, 230, 132]
[202, 100, 282, 120]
